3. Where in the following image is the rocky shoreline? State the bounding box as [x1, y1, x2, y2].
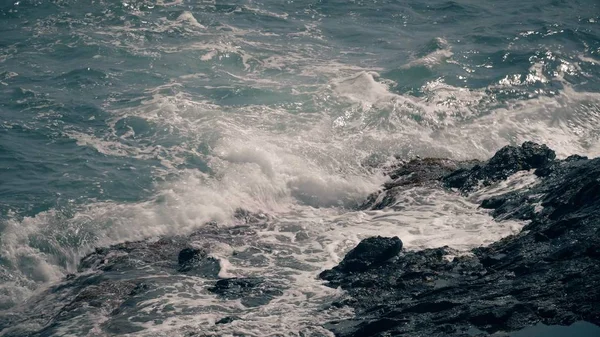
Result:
[320, 142, 600, 336]
[2, 142, 599, 336]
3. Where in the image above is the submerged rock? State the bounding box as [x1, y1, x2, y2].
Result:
[177, 247, 220, 276]
[178, 247, 204, 266]
[216, 316, 240, 325]
[0, 210, 283, 336]
[321, 142, 600, 337]
[208, 277, 284, 307]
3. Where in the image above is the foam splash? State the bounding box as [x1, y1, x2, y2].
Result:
[176, 11, 206, 29]
[0, 181, 530, 336]
[328, 67, 600, 159]
[402, 38, 454, 69]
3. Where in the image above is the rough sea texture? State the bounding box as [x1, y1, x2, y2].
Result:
[1, 0, 599, 336]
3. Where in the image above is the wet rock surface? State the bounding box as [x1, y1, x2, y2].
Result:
[321, 142, 600, 337]
[0, 211, 284, 336]
[208, 277, 284, 307]
[320, 236, 403, 274]
[361, 157, 478, 209]
[3, 142, 598, 337]
[443, 141, 556, 193]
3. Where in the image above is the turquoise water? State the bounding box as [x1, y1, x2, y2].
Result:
[1, 0, 599, 335]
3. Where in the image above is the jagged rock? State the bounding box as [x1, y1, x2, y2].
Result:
[320, 236, 402, 276]
[321, 142, 600, 337]
[363, 142, 555, 211]
[4, 142, 598, 337]
[444, 142, 556, 192]
[362, 158, 477, 209]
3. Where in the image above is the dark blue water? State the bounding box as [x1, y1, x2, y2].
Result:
[1, 0, 599, 335]
[509, 321, 600, 337]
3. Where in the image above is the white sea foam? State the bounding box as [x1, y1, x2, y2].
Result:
[0, 180, 530, 336]
[176, 11, 205, 29]
[328, 67, 600, 159]
[403, 38, 454, 69]
[468, 170, 540, 204]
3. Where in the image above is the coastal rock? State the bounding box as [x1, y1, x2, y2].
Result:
[0, 210, 276, 336]
[178, 247, 204, 266]
[362, 158, 476, 209]
[208, 278, 284, 307]
[362, 142, 556, 211]
[3, 141, 597, 337]
[320, 236, 402, 276]
[443, 141, 556, 192]
[321, 142, 600, 337]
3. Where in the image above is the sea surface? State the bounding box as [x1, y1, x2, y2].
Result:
[0, 0, 599, 336]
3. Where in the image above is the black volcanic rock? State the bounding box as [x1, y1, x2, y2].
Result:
[321, 142, 600, 337]
[320, 236, 402, 276]
[208, 278, 284, 307]
[443, 141, 556, 192]
[0, 211, 278, 336]
[178, 247, 204, 266]
[362, 142, 556, 211]
[362, 157, 479, 210]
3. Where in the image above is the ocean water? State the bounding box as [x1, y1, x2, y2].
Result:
[0, 0, 599, 336]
